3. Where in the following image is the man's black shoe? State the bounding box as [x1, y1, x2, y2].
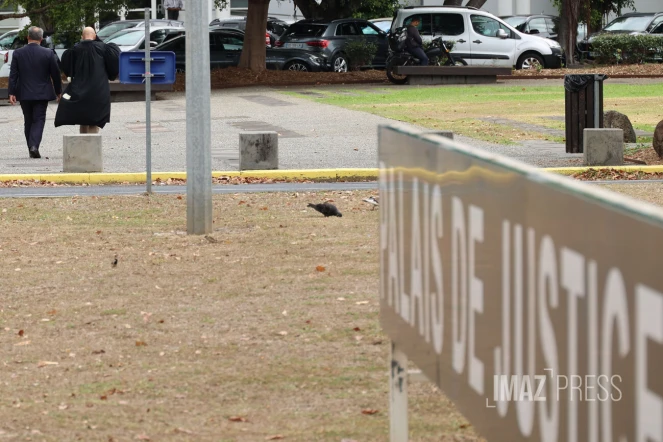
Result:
[29, 147, 41, 159]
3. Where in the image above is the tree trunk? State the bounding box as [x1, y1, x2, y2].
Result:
[560, 0, 580, 66]
[443, 0, 463, 5]
[238, 0, 270, 71]
[465, 0, 487, 8]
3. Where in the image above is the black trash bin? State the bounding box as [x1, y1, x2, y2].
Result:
[564, 74, 608, 153]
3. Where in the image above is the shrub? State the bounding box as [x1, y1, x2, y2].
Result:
[591, 34, 663, 64]
[344, 38, 378, 71]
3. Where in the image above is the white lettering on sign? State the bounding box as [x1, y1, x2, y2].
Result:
[380, 170, 663, 442]
[636, 284, 663, 442]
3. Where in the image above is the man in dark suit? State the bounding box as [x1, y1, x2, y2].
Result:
[8, 26, 62, 159]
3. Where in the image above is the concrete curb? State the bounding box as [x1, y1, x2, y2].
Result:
[544, 165, 663, 175]
[2, 165, 663, 184]
[0, 169, 380, 184]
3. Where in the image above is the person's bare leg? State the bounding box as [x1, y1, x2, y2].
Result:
[80, 125, 100, 134]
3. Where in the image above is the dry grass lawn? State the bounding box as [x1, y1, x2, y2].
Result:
[0, 191, 479, 442]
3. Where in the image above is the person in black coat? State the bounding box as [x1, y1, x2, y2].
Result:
[8, 26, 62, 159]
[54, 27, 120, 133]
[406, 16, 429, 66]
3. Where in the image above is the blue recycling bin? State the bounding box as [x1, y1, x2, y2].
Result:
[119, 51, 176, 85]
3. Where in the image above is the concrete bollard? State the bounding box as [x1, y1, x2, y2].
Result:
[239, 131, 278, 171]
[63, 134, 103, 173]
[583, 129, 623, 166]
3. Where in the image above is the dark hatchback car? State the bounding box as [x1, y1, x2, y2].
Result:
[501, 14, 559, 41]
[274, 18, 389, 72]
[209, 16, 289, 47]
[578, 12, 663, 57]
[154, 29, 326, 72]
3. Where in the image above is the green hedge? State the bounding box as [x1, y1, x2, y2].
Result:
[591, 34, 663, 64]
[344, 38, 378, 71]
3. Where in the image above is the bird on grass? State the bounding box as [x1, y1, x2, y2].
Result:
[307, 202, 342, 217]
[362, 196, 379, 210]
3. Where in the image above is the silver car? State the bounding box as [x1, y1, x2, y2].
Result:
[105, 27, 185, 52]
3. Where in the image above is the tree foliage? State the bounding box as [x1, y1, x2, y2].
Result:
[0, 0, 129, 32]
[351, 0, 400, 20]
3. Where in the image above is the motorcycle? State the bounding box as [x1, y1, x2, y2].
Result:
[386, 30, 468, 85]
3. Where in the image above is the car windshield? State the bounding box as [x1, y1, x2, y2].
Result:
[373, 21, 392, 32]
[98, 22, 138, 38]
[502, 17, 527, 29]
[603, 15, 653, 32]
[282, 23, 326, 38]
[106, 30, 143, 45]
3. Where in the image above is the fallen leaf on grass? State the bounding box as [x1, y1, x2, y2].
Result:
[14, 340, 30, 346]
[135, 435, 150, 441]
[229, 416, 248, 422]
[135, 341, 147, 347]
[355, 301, 369, 305]
[92, 349, 105, 355]
[278, 331, 288, 336]
[37, 361, 59, 368]
[315, 265, 326, 272]
[174, 428, 194, 434]
[361, 409, 379, 415]
[58, 403, 68, 410]
[47, 309, 57, 315]
[265, 436, 284, 440]
[177, 196, 183, 200]
[100, 395, 107, 400]
[18, 330, 24, 337]
[353, 327, 361, 332]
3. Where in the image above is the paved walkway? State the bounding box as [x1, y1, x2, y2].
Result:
[1, 78, 661, 174]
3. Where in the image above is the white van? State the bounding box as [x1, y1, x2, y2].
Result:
[391, 6, 564, 69]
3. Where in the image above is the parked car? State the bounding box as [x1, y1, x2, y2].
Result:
[500, 14, 559, 41]
[0, 32, 74, 78]
[370, 18, 393, 33]
[105, 27, 185, 52]
[577, 12, 663, 58]
[274, 18, 389, 72]
[97, 19, 184, 41]
[209, 16, 289, 47]
[390, 6, 564, 69]
[154, 28, 326, 72]
[0, 29, 20, 75]
[0, 29, 20, 49]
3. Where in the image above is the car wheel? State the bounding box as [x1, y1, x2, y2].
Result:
[332, 53, 349, 73]
[517, 52, 544, 70]
[284, 61, 310, 72]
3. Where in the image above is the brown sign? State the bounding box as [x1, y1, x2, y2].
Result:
[379, 124, 663, 442]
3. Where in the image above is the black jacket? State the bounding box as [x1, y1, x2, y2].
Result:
[405, 25, 423, 50]
[54, 39, 120, 128]
[8, 43, 62, 101]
